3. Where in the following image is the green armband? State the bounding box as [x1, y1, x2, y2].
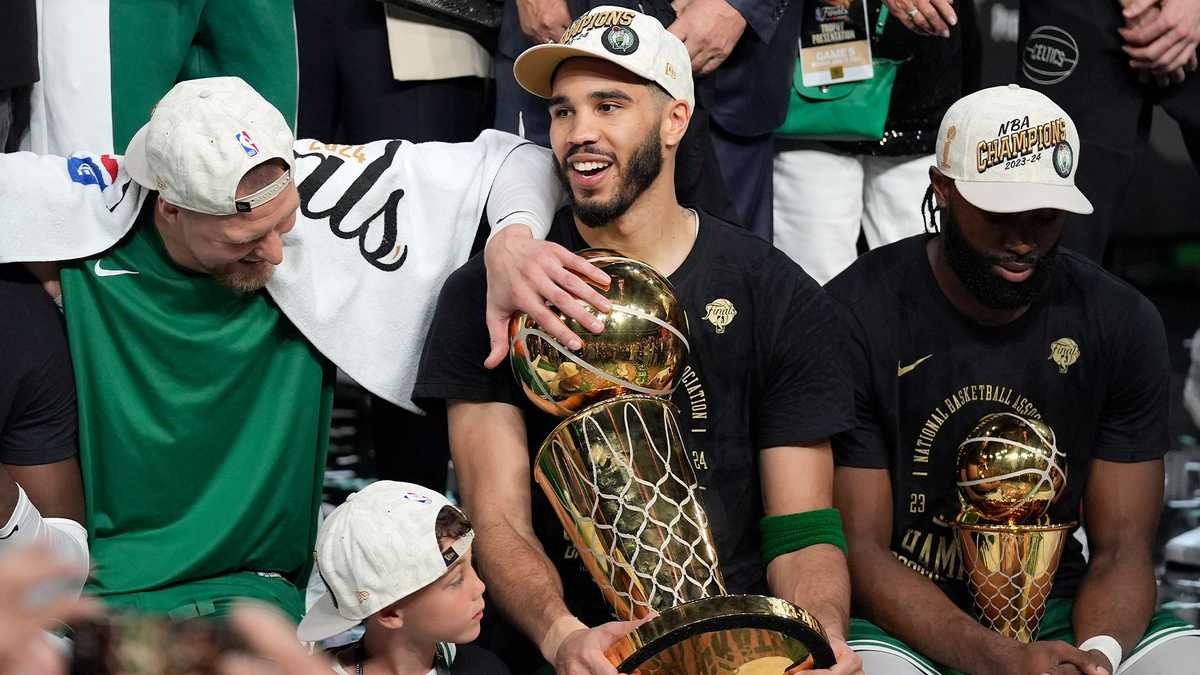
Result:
[760, 508, 847, 564]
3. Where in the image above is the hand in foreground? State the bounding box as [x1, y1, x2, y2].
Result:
[1008, 639, 1112, 675]
[807, 635, 864, 674]
[516, 0, 572, 45]
[0, 545, 99, 675]
[553, 616, 652, 675]
[885, 0, 958, 38]
[219, 603, 335, 675]
[1120, 0, 1200, 85]
[483, 224, 611, 370]
[668, 0, 748, 75]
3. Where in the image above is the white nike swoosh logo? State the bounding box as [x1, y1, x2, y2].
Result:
[94, 260, 139, 277]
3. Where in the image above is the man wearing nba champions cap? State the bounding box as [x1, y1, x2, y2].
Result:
[826, 84, 1200, 674]
[416, 7, 862, 675]
[299, 481, 508, 675]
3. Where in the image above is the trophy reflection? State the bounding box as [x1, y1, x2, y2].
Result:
[953, 412, 1074, 642]
[510, 249, 834, 673]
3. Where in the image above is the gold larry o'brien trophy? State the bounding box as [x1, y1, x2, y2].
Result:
[953, 412, 1074, 643]
[509, 250, 834, 674]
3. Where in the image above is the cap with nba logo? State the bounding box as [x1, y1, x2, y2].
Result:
[513, 5, 694, 111]
[124, 76, 295, 216]
[296, 481, 475, 643]
[935, 84, 1093, 215]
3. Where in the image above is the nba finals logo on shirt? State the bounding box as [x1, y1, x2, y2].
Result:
[1048, 338, 1079, 374]
[560, 9, 636, 45]
[975, 116, 1070, 176]
[235, 130, 260, 157]
[703, 299, 737, 334]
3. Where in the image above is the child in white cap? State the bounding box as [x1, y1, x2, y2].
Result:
[297, 481, 507, 675]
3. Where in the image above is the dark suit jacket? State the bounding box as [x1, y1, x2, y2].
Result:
[710, 0, 804, 137]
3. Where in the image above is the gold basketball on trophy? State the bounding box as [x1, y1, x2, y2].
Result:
[953, 412, 1074, 641]
[955, 412, 1067, 525]
[509, 249, 690, 417]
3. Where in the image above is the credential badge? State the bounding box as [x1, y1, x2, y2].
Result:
[1048, 338, 1079, 374]
[703, 299, 737, 334]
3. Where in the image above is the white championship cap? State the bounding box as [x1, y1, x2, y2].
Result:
[935, 84, 1093, 215]
[296, 482, 475, 643]
[124, 76, 295, 216]
[513, 5, 694, 111]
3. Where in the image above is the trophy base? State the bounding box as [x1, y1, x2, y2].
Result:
[604, 595, 834, 674]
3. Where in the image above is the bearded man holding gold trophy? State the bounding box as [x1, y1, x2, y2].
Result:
[415, 7, 862, 674]
[826, 85, 1200, 675]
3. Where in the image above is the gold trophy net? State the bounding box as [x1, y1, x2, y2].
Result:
[514, 250, 833, 672]
[536, 396, 832, 673]
[537, 395, 724, 616]
[954, 521, 1073, 642]
[953, 413, 1073, 643]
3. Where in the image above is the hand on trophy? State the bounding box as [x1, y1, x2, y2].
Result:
[1004, 639, 1112, 675]
[483, 225, 612, 369]
[552, 617, 653, 675]
[811, 636, 864, 675]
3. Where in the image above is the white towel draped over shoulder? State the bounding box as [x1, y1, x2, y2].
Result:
[0, 130, 542, 412]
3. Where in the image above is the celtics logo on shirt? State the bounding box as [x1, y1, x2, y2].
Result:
[602, 26, 639, 55]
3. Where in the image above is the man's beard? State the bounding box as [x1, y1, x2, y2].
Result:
[556, 128, 663, 228]
[940, 203, 1058, 310]
[213, 260, 274, 293]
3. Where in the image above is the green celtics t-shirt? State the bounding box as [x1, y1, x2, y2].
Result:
[60, 199, 332, 613]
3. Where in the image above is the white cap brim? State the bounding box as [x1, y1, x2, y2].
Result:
[956, 180, 1094, 215]
[123, 124, 154, 189]
[296, 591, 361, 643]
[514, 44, 630, 99]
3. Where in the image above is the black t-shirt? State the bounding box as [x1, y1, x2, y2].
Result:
[0, 266, 78, 466]
[825, 235, 1168, 609]
[415, 208, 854, 627]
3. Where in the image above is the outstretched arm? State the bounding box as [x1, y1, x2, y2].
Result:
[0, 150, 146, 265]
[482, 143, 612, 370]
[447, 400, 644, 675]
